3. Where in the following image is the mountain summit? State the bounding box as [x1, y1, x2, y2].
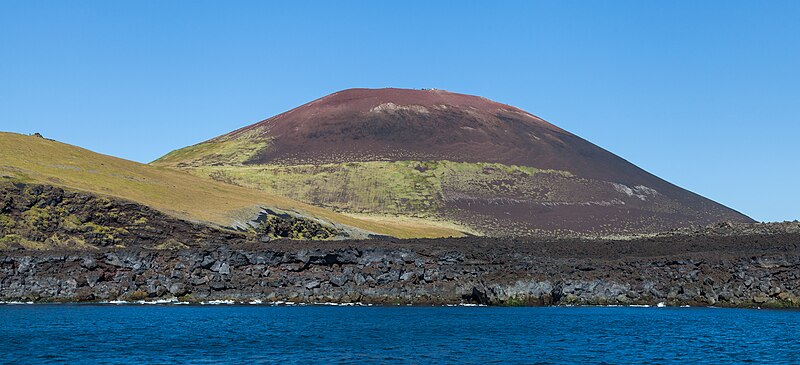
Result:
[154, 88, 753, 236]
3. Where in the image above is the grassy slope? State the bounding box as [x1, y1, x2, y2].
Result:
[0, 133, 463, 238]
[173, 161, 567, 214]
[152, 159, 574, 235]
[154, 128, 271, 167]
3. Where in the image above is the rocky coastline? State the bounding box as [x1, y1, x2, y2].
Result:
[2, 229, 799, 308]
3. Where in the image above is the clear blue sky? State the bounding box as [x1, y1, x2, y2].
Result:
[1, 1, 798, 222]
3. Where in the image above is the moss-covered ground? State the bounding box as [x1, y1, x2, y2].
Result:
[180, 160, 571, 219]
[153, 128, 271, 167]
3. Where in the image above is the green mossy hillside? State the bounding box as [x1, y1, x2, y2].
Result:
[153, 128, 272, 167]
[184, 160, 572, 218]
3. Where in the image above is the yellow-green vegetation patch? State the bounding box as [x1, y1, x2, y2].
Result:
[80, 222, 129, 242]
[153, 129, 271, 167]
[185, 160, 572, 218]
[0, 233, 95, 251]
[21, 207, 52, 229]
[259, 212, 339, 240]
[0, 215, 15, 230]
[0, 234, 37, 250]
[342, 212, 482, 237]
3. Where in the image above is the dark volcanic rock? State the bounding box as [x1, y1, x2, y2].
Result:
[2, 226, 799, 308]
[0, 182, 346, 250]
[0, 182, 247, 249]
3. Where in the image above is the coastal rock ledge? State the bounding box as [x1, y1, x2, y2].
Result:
[2, 233, 799, 308]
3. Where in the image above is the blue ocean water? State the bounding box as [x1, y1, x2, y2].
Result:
[1, 305, 798, 364]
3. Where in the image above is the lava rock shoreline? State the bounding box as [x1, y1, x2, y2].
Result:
[2, 232, 799, 308]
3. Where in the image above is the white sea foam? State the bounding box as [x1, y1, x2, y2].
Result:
[657, 302, 667, 308]
[314, 302, 347, 306]
[132, 297, 180, 305]
[202, 300, 235, 305]
[96, 299, 194, 305]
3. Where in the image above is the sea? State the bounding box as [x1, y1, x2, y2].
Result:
[1, 304, 798, 364]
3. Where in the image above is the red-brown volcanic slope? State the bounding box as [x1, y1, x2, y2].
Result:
[197, 88, 754, 234]
[224, 89, 649, 184]
[227, 89, 573, 166]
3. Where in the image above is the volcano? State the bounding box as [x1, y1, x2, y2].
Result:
[154, 88, 753, 236]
